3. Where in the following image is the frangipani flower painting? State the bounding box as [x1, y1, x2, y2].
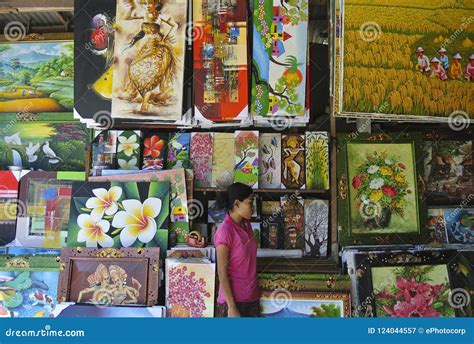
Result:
[347, 142, 419, 234]
[67, 181, 170, 249]
[372, 265, 454, 318]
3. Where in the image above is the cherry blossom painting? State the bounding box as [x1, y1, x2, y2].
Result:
[165, 258, 216, 317]
[372, 265, 454, 318]
[67, 181, 170, 249]
[190, 133, 213, 188]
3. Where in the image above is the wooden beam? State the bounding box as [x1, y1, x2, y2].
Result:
[0, 0, 73, 14]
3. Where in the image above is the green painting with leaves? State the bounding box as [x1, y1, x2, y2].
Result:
[305, 132, 329, 190]
[372, 265, 455, 318]
[251, 0, 308, 118]
[67, 181, 170, 250]
[347, 142, 419, 234]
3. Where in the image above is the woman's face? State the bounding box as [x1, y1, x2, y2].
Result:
[233, 194, 254, 220]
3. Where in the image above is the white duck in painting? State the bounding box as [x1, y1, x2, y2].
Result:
[42, 142, 59, 164]
[4, 132, 22, 145]
[26, 142, 40, 163]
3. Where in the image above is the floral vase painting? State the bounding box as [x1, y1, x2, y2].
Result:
[165, 259, 216, 318]
[67, 181, 170, 250]
[347, 142, 419, 234]
[372, 265, 455, 318]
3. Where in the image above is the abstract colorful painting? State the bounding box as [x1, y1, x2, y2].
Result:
[259, 133, 281, 189]
[260, 291, 350, 317]
[444, 208, 474, 245]
[0, 171, 20, 246]
[0, 41, 74, 115]
[426, 208, 448, 245]
[15, 171, 85, 248]
[190, 132, 213, 188]
[67, 181, 170, 249]
[193, 0, 249, 122]
[112, 0, 187, 121]
[339, 0, 473, 120]
[166, 258, 216, 317]
[89, 168, 189, 225]
[372, 265, 454, 317]
[58, 247, 160, 306]
[0, 255, 59, 318]
[142, 132, 167, 170]
[304, 199, 329, 257]
[165, 132, 191, 169]
[208, 201, 226, 224]
[282, 134, 305, 189]
[337, 134, 426, 245]
[117, 130, 141, 170]
[281, 196, 304, 250]
[0, 121, 88, 171]
[91, 130, 118, 175]
[306, 132, 329, 190]
[424, 140, 473, 203]
[212, 133, 235, 188]
[234, 131, 259, 188]
[74, 0, 116, 120]
[251, 0, 308, 118]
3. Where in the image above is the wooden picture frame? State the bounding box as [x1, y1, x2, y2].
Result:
[58, 247, 160, 306]
[260, 290, 351, 317]
[337, 132, 427, 246]
[348, 249, 473, 318]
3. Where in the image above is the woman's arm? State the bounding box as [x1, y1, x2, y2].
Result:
[216, 245, 240, 317]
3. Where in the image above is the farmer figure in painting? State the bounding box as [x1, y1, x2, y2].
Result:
[213, 183, 260, 317]
[465, 54, 474, 81]
[429, 57, 447, 80]
[449, 53, 463, 80]
[437, 47, 449, 70]
[415, 47, 430, 73]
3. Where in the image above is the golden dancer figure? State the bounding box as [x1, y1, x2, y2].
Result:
[283, 137, 304, 184]
[109, 265, 141, 305]
[77, 264, 113, 305]
[125, 0, 178, 113]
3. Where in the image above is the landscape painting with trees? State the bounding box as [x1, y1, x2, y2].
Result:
[0, 41, 74, 114]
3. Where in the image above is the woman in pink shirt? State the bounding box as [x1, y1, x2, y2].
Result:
[213, 182, 260, 317]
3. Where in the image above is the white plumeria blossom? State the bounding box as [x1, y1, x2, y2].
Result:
[112, 198, 162, 247]
[385, 159, 393, 165]
[369, 177, 384, 190]
[77, 213, 114, 247]
[85, 186, 122, 219]
[367, 165, 379, 174]
[118, 135, 140, 157]
[118, 158, 139, 170]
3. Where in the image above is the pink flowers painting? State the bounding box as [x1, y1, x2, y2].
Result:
[373, 265, 454, 318]
[166, 260, 216, 318]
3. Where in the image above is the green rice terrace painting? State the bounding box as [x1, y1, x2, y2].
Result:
[0, 41, 74, 114]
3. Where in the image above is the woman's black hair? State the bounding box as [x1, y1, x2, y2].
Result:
[216, 182, 253, 212]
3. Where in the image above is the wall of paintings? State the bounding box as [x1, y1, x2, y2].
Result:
[0, 0, 472, 319]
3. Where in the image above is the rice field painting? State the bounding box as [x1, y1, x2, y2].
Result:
[0, 41, 74, 115]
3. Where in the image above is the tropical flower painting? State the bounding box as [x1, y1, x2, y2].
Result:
[67, 181, 170, 249]
[142, 132, 167, 171]
[166, 259, 216, 318]
[117, 130, 141, 171]
[347, 142, 419, 234]
[372, 265, 455, 318]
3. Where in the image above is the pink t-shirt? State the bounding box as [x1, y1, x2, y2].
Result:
[213, 214, 260, 304]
